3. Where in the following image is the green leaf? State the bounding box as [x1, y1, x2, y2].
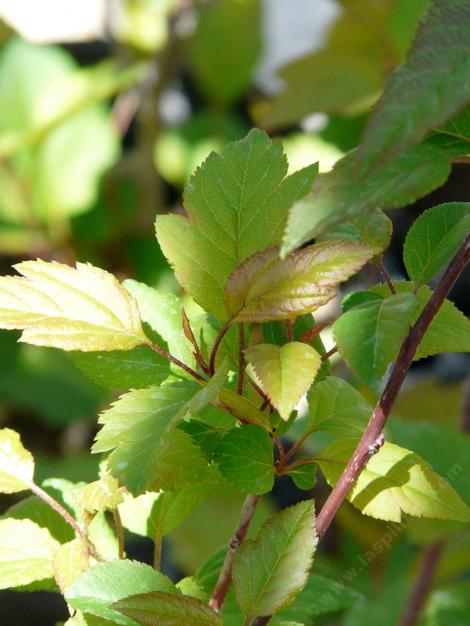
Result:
[423, 581, 470, 626]
[0, 518, 60, 589]
[369, 282, 470, 359]
[341, 291, 383, 313]
[232, 500, 317, 620]
[307, 377, 371, 437]
[318, 209, 393, 255]
[213, 424, 274, 494]
[403, 202, 470, 285]
[0, 428, 34, 493]
[53, 538, 89, 594]
[245, 342, 321, 419]
[357, 0, 470, 172]
[318, 440, 470, 522]
[74, 473, 124, 513]
[0, 260, 146, 351]
[225, 241, 372, 322]
[113, 590, 222, 626]
[288, 462, 318, 491]
[219, 389, 272, 431]
[124, 279, 194, 373]
[333, 293, 420, 386]
[66, 560, 176, 626]
[431, 105, 470, 156]
[156, 129, 318, 318]
[175, 577, 208, 602]
[186, 0, 260, 106]
[93, 381, 217, 494]
[71, 345, 170, 390]
[282, 142, 451, 254]
[118, 485, 210, 539]
[274, 573, 362, 623]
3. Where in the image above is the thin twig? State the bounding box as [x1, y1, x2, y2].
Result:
[321, 346, 338, 361]
[247, 375, 271, 405]
[315, 233, 470, 539]
[238, 324, 246, 395]
[154, 529, 162, 570]
[375, 257, 397, 294]
[147, 341, 206, 382]
[209, 495, 259, 613]
[299, 321, 332, 344]
[282, 429, 314, 465]
[285, 320, 294, 342]
[209, 319, 234, 375]
[113, 509, 125, 559]
[396, 541, 445, 626]
[182, 308, 210, 374]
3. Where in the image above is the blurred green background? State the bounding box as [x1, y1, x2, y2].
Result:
[0, 1, 468, 624]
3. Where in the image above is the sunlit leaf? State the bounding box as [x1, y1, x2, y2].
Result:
[319, 440, 470, 522]
[233, 500, 317, 620]
[0, 260, 146, 351]
[403, 202, 470, 285]
[245, 342, 321, 419]
[218, 389, 272, 431]
[114, 590, 222, 626]
[74, 473, 124, 513]
[333, 293, 420, 386]
[156, 129, 317, 318]
[213, 424, 274, 494]
[0, 518, 60, 589]
[54, 538, 90, 594]
[225, 241, 372, 322]
[0, 428, 34, 493]
[66, 560, 176, 625]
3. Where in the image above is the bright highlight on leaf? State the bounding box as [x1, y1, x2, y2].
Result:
[54, 538, 90, 594]
[403, 202, 470, 285]
[156, 129, 317, 318]
[245, 342, 321, 419]
[0, 260, 146, 351]
[225, 241, 372, 322]
[319, 440, 470, 523]
[232, 500, 317, 620]
[114, 590, 223, 626]
[0, 428, 34, 493]
[0, 518, 60, 589]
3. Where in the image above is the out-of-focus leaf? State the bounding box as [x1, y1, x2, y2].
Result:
[233, 500, 317, 620]
[114, 590, 222, 625]
[112, 0, 177, 54]
[66, 560, 176, 625]
[0, 518, 60, 589]
[0, 260, 146, 351]
[187, 0, 261, 106]
[54, 538, 90, 594]
[156, 129, 317, 318]
[0, 428, 34, 493]
[333, 293, 419, 386]
[245, 342, 321, 419]
[403, 202, 470, 285]
[319, 440, 470, 522]
[423, 581, 470, 626]
[213, 424, 274, 494]
[225, 242, 372, 322]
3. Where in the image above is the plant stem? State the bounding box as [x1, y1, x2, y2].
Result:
[321, 346, 338, 361]
[396, 541, 445, 626]
[30, 482, 99, 559]
[209, 319, 234, 375]
[299, 320, 332, 344]
[154, 530, 162, 570]
[113, 509, 125, 559]
[146, 341, 206, 382]
[375, 258, 397, 294]
[253, 617, 271, 626]
[238, 323, 246, 395]
[182, 308, 210, 374]
[209, 495, 259, 613]
[315, 233, 470, 539]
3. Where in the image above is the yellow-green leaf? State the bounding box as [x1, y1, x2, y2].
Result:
[225, 242, 372, 322]
[0, 518, 60, 589]
[218, 389, 272, 432]
[245, 342, 321, 419]
[54, 538, 90, 594]
[319, 440, 470, 523]
[0, 260, 146, 351]
[74, 473, 124, 514]
[0, 428, 34, 493]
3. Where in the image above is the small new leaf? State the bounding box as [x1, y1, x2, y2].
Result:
[54, 538, 90, 594]
[0, 428, 34, 493]
[213, 424, 274, 494]
[319, 440, 470, 523]
[403, 202, 470, 285]
[245, 342, 321, 419]
[232, 500, 317, 620]
[74, 473, 124, 513]
[0, 518, 60, 589]
[225, 242, 372, 322]
[0, 260, 146, 351]
[114, 591, 222, 626]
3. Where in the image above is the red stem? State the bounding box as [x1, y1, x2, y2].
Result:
[147, 341, 206, 382]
